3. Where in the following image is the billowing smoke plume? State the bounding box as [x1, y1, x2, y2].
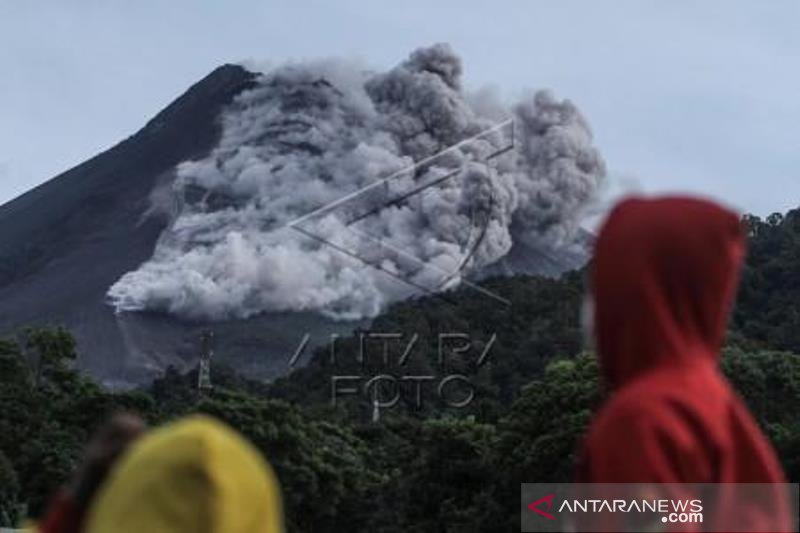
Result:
[107, 44, 605, 321]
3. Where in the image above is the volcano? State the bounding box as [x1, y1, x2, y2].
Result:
[0, 49, 602, 386]
[0, 65, 363, 386]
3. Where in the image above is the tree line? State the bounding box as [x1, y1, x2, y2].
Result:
[0, 208, 798, 530]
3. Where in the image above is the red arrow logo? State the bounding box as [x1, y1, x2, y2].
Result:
[528, 494, 556, 520]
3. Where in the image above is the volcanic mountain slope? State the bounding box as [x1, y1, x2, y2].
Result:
[0, 65, 359, 385]
[0, 55, 598, 386]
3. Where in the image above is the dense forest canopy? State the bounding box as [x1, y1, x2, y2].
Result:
[1, 208, 798, 530]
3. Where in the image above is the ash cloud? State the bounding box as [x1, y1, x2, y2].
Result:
[107, 44, 605, 321]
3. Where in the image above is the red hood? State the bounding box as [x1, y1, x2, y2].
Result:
[578, 196, 791, 528]
[591, 196, 745, 388]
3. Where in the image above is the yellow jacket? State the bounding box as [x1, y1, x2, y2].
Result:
[84, 415, 283, 533]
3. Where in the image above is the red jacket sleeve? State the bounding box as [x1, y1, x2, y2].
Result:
[577, 398, 713, 483]
[37, 490, 84, 533]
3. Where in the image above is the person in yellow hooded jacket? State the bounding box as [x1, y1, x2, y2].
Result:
[37, 414, 284, 533]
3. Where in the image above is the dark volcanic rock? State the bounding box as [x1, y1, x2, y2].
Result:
[0, 65, 358, 386]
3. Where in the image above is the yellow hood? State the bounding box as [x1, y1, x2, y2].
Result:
[85, 415, 283, 533]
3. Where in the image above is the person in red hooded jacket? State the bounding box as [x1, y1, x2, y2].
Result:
[576, 196, 792, 531]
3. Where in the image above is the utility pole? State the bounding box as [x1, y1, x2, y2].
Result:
[198, 330, 214, 392]
[371, 397, 381, 423]
[18, 330, 43, 387]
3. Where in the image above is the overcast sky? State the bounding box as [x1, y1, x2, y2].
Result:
[1, 0, 798, 217]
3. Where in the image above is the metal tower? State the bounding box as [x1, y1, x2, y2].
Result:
[198, 330, 214, 392]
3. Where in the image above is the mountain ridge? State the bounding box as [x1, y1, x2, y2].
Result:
[0, 64, 267, 383]
[0, 64, 257, 287]
[0, 62, 595, 385]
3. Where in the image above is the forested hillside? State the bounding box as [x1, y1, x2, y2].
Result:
[735, 210, 800, 352]
[1, 208, 798, 530]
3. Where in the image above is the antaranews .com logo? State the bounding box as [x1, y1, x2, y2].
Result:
[520, 483, 799, 532]
[528, 492, 701, 525]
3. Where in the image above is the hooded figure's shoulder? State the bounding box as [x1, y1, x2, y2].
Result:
[579, 386, 716, 482]
[591, 363, 728, 437]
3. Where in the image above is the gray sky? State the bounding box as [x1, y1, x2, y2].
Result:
[1, 0, 798, 217]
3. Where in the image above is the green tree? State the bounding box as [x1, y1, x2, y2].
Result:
[722, 348, 800, 479]
[0, 450, 20, 527]
[196, 390, 380, 532]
